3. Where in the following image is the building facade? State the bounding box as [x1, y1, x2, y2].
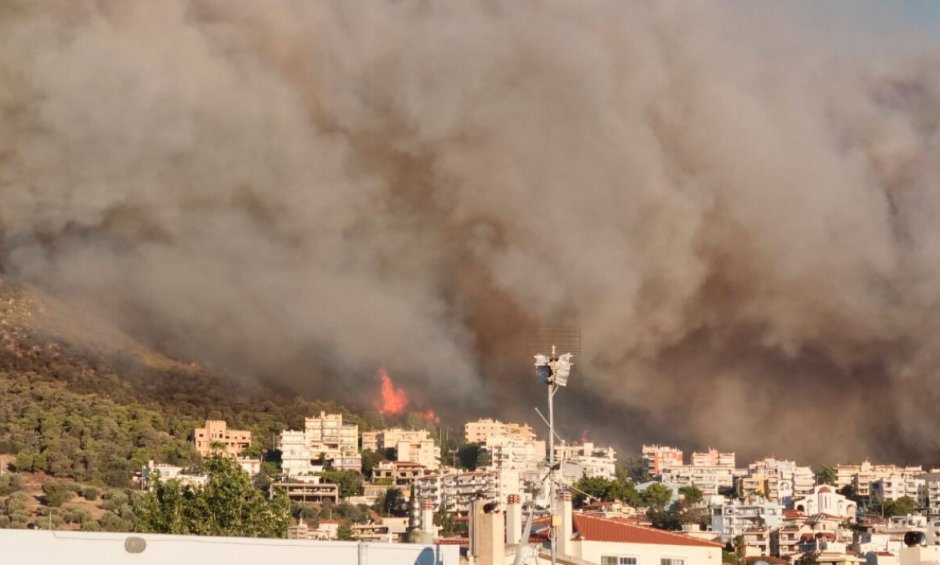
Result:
[464, 418, 535, 445]
[193, 420, 251, 457]
[304, 411, 360, 471]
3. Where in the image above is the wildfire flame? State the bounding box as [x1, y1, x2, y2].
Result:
[377, 368, 407, 415]
[376, 368, 440, 423]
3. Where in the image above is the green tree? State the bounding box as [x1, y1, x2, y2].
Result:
[378, 487, 409, 517]
[337, 520, 355, 540]
[814, 465, 837, 486]
[883, 496, 917, 518]
[320, 470, 363, 498]
[457, 443, 483, 470]
[641, 483, 673, 510]
[573, 476, 639, 508]
[617, 455, 650, 483]
[360, 449, 383, 479]
[137, 456, 289, 538]
[678, 485, 703, 505]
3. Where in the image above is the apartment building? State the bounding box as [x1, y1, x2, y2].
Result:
[464, 418, 535, 445]
[691, 448, 735, 468]
[642, 444, 684, 475]
[925, 473, 940, 516]
[711, 499, 784, 542]
[396, 438, 441, 470]
[279, 429, 317, 478]
[193, 420, 251, 457]
[743, 458, 815, 502]
[835, 461, 924, 501]
[488, 438, 546, 473]
[414, 469, 520, 514]
[304, 411, 360, 471]
[556, 442, 617, 480]
[372, 460, 427, 488]
[871, 474, 926, 507]
[661, 465, 735, 496]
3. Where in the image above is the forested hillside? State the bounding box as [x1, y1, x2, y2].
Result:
[0, 278, 389, 530]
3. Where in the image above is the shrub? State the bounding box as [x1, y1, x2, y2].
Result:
[42, 482, 75, 507]
[0, 473, 24, 496]
[81, 486, 99, 501]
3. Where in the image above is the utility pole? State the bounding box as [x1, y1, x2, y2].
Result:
[534, 345, 573, 565]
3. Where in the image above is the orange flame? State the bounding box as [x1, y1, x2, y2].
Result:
[421, 408, 440, 424]
[378, 368, 408, 415]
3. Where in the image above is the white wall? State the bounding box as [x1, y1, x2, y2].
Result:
[0, 530, 459, 565]
[574, 539, 722, 564]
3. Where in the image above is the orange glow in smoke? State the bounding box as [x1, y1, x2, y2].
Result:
[422, 408, 440, 424]
[378, 368, 408, 415]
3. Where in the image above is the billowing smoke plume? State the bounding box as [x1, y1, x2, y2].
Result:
[2, 1, 940, 463]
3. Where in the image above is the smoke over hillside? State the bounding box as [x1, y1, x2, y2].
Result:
[2, 1, 940, 462]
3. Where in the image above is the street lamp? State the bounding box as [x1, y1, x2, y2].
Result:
[534, 345, 574, 565]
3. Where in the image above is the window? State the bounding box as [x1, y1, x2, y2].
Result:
[601, 557, 638, 565]
[661, 559, 685, 565]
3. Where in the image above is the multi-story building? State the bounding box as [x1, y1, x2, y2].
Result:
[304, 411, 360, 471]
[488, 439, 546, 473]
[925, 473, 940, 516]
[372, 460, 427, 488]
[556, 442, 617, 480]
[661, 465, 735, 496]
[193, 420, 251, 457]
[642, 444, 684, 475]
[279, 429, 318, 478]
[743, 458, 814, 503]
[871, 474, 926, 507]
[464, 418, 535, 445]
[835, 461, 924, 501]
[691, 448, 735, 468]
[361, 427, 441, 469]
[711, 499, 784, 543]
[396, 438, 441, 470]
[415, 469, 520, 514]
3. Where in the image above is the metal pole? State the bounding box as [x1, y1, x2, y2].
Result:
[549, 383, 557, 565]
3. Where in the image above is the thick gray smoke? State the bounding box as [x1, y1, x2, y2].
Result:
[2, 0, 940, 463]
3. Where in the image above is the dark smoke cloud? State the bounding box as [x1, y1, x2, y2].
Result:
[2, 1, 940, 463]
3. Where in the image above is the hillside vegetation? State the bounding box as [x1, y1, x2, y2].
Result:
[0, 278, 394, 530]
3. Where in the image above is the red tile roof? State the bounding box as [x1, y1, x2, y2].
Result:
[572, 514, 722, 548]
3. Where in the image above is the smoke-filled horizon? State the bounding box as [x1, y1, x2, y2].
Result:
[3, 1, 940, 464]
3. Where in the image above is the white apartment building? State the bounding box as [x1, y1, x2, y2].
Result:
[304, 411, 360, 471]
[642, 444, 684, 475]
[711, 499, 784, 542]
[871, 474, 926, 507]
[279, 430, 318, 478]
[488, 439, 546, 473]
[835, 461, 924, 500]
[744, 458, 815, 502]
[925, 473, 940, 516]
[414, 469, 520, 514]
[661, 465, 735, 496]
[691, 448, 735, 468]
[396, 438, 441, 470]
[556, 442, 617, 480]
[464, 418, 535, 445]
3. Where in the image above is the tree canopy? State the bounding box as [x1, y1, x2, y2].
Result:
[137, 456, 290, 538]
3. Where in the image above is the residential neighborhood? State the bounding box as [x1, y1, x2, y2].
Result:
[126, 415, 940, 564]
